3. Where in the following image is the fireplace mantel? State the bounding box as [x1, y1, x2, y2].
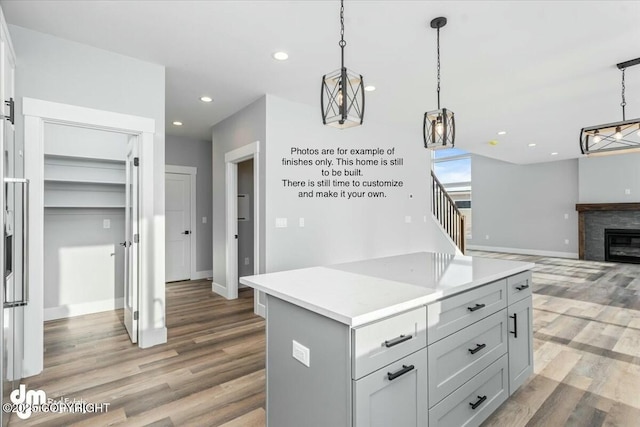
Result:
[576, 203, 640, 260]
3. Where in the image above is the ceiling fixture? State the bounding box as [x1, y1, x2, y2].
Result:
[200, 96, 213, 103]
[172, 121, 183, 126]
[528, 143, 536, 147]
[551, 152, 558, 156]
[321, 0, 365, 128]
[423, 17, 455, 150]
[580, 57, 640, 156]
[272, 51, 289, 61]
[497, 131, 507, 135]
[364, 85, 376, 92]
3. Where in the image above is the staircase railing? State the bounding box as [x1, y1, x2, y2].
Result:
[431, 170, 466, 254]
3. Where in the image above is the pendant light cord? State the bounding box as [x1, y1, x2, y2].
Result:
[621, 68, 626, 121]
[436, 26, 441, 110]
[339, 0, 346, 70]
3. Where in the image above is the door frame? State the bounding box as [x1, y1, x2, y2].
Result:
[165, 165, 197, 280]
[217, 141, 262, 314]
[23, 97, 156, 376]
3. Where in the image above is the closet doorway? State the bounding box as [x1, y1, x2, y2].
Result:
[23, 98, 155, 376]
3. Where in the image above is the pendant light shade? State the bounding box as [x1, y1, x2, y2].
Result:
[580, 58, 640, 156]
[424, 17, 455, 150]
[321, 0, 365, 128]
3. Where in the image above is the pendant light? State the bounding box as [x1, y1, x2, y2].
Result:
[423, 17, 455, 150]
[321, 0, 365, 129]
[580, 57, 640, 156]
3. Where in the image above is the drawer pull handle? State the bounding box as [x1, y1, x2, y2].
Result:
[515, 284, 529, 291]
[384, 334, 412, 348]
[387, 364, 415, 381]
[469, 395, 487, 410]
[468, 343, 486, 355]
[467, 303, 486, 312]
[510, 313, 518, 338]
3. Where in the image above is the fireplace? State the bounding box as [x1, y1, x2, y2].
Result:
[605, 228, 640, 264]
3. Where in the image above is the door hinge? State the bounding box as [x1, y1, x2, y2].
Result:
[4, 98, 14, 125]
[134, 157, 139, 167]
[133, 311, 138, 321]
[134, 234, 139, 243]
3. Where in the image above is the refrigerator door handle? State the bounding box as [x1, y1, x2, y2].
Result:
[4, 177, 29, 308]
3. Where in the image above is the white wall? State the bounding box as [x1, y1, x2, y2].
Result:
[264, 95, 448, 273]
[578, 152, 640, 203]
[11, 25, 166, 375]
[211, 96, 266, 286]
[165, 135, 213, 275]
[468, 155, 579, 257]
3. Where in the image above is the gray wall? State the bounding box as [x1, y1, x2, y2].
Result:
[237, 158, 254, 279]
[165, 135, 213, 273]
[578, 152, 640, 203]
[469, 155, 579, 256]
[211, 96, 266, 286]
[264, 95, 447, 273]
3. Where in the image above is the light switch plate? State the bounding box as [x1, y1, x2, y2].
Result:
[625, 189, 631, 195]
[244, 257, 250, 265]
[292, 340, 310, 367]
[103, 219, 111, 229]
[299, 218, 305, 227]
[276, 218, 288, 228]
[405, 215, 412, 224]
[202, 216, 207, 224]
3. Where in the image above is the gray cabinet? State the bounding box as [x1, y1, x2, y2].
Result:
[353, 349, 427, 427]
[507, 296, 533, 394]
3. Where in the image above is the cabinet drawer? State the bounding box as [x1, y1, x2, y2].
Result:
[429, 354, 509, 427]
[507, 271, 532, 304]
[428, 279, 506, 344]
[428, 309, 508, 406]
[353, 348, 427, 427]
[352, 307, 427, 380]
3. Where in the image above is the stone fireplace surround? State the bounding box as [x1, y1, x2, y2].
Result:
[576, 203, 640, 261]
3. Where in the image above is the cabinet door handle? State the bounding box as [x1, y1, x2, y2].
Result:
[467, 303, 485, 312]
[468, 343, 486, 355]
[515, 284, 529, 291]
[469, 395, 487, 410]
[384, 334, 412, 348]
[387, 364, 414, 381]
[510, 313, 518, 338]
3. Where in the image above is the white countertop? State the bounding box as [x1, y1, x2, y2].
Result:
[240, 252, 534, 327]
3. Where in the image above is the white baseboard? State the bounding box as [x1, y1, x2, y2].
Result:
[212, 281, 226, 296]
[44, 297, 124, 321]
[467, 244, 578, 259]
[192, 270, 213, 280]
[139, 326, 167, 349]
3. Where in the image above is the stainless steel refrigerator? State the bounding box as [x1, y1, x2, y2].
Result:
[1, 98, 28, 426]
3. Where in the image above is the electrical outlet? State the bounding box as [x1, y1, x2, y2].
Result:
[485, 235, 490, 240]
[405, 215, 412, 223]
[564, 239, 569, 245]
[244, 257, 250, 265]
[202, 216, 207, 224]
[625, 189, 631, 195]
[564, 213, 569, 219]
[103, 219, 110, 229]
[292, 340, 310, 367]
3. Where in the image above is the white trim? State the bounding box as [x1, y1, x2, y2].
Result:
[220, 142, 263, 316]
[165, 164, 197, 280]
[192, 270, 213, 280]
[466, 244, 578, 259]
[44, 298, 124, 321]
[22, 98, 155, 133]
[24, 98, 160, 376]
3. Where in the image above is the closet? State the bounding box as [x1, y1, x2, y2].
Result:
[43, 123, 128, 320]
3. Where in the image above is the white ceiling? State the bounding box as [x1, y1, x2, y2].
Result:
[2, 0, 639, 164]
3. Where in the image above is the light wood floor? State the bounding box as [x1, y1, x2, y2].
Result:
[12, 253, 640, 426]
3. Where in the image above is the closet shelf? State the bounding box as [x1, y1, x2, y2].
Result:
[44, 205, 125, 209]
[43, 153, 126, 164]
[44, 178, 125, 186]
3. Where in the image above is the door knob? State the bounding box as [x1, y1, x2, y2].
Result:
[182, 230, 191, 235]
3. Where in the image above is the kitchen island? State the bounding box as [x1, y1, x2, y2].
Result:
[240, 252, 535, 427]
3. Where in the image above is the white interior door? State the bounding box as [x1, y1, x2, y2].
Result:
[165, 173, 191, 282]
[123, 137, 139, 344]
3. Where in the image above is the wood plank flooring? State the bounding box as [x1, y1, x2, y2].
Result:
[11, 252, 640, 426]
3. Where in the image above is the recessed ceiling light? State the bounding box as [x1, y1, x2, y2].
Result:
[497, 131, 507, 135]
[551, 152, 558, 156]
[528, 143, 536, 147]
[200, 96, 213, 103]
[364, 85, 376, 92]
[172, 121, 183, 126]
[272, 51, 289, 61]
